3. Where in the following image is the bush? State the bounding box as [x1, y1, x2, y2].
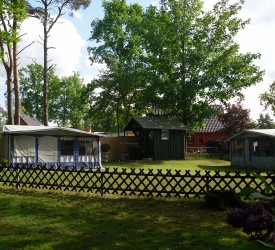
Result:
[101, 144, 110, 153]
[227, 203, 273, 241]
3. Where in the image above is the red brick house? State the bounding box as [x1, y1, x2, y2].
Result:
[187, 118, 228, 151]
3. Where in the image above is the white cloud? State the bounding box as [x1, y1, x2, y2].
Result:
[19, 17, 86, 76]
[0, 16, 87, 108]
[72, 10, 83, 19]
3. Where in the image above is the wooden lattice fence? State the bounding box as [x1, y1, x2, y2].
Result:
[0, 165, 274, 198]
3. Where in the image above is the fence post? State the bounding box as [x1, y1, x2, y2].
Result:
[100, 168, 104, 197]
[16, 166, 20, 190]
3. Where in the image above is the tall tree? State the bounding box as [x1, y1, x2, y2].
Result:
[218, 100, 255, 136]
[88, 0, 264, 130]
[88, 0, 149, 133]
[0, 0, 27, 124]
[259, 81, 275, 117]
[28, 0, 91, 126]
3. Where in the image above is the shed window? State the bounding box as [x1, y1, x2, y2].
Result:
[232, 139, 244, 156]
[161, 130, 169, 140]
[60, 138, 74, 155]
[252, 139, 260, 156]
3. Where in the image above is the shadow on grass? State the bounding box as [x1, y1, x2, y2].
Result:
[0, 188, 247, 250]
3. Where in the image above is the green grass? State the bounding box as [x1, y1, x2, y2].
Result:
[0, 188, 248, 250]
[102, 159, 232, 172]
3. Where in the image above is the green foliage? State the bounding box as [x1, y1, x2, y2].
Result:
[260, 82, 275, 118]
[256, 113, 275, 129]
[50, 72, 88, 128]
[0, 105, 7, 125]
[88, 0, 264, 130]
[88, 0, 150, 132]
[19, 65, 89, 128]
[218, 99, 255, 136]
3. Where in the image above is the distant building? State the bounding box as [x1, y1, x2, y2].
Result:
[19, 115, 43, 126]
[187, 117, 228, 151]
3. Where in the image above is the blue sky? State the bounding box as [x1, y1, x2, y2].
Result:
[0, 0, 275, 121]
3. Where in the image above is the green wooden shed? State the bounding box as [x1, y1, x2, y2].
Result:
[124, 117, 187, 160]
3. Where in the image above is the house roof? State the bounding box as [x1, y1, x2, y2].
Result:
[195, 118, 224, 133]
[20, 115, 43, 126]
[0, 125, 101, 138]
[124, 117, 187, 131]
[227, 129, 275, 141]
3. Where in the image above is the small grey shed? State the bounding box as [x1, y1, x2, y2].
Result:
[227, 129, 275, 169]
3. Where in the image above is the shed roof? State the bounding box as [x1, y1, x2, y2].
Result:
[227, 129, 275, 141]
[195, 118, 224, 133]
[124, 117, 187, 131]
[0, 125, 101, 138]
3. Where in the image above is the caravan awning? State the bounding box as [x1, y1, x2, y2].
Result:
[1, 125, 102, 138]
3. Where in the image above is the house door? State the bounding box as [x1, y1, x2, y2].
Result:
[144, 131, 154, 159]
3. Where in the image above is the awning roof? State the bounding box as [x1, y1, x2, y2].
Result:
[227, 129, 275, 141]
[0, 125, 102, 138]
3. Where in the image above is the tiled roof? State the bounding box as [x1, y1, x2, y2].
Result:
[196, 118, 224, 133]
[20, 115, 43, 126]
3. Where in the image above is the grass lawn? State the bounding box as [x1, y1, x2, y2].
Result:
[0, 187, 248, 250]
[102, 159, 239, 172]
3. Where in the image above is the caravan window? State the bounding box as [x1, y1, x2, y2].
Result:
[60, 138, 74, 155]
[79, 138, 94, 156]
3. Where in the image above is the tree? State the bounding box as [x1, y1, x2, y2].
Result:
[218, 100, 255, 136]
[0, 0, 27, 124]
[88, 0, 150, 133]
[28, 0, 91, 126]
[259, 81, 275, 117]
[19, 64, 87, 128]
[19, 63, 59, 122]
[88, 0, 264, 130]
[50, 72, 88, 128]
[256, 113, 275, 129]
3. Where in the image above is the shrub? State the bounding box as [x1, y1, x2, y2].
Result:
[101, 144, 110, 153]
[227, 203, 273, 241]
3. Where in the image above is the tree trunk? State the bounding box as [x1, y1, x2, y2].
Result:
[13, 18, 20, 125]
[7, 70, 14, 125]
[43, 4, 49, 126]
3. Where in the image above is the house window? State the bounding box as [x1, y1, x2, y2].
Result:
[232, 139, 244, 156]
[60, 137, 74, 155]
[79, 138, 94, 156]
[264, 138, 275, 156]
[161, 130, 169, 140]
[199, 137, 203, 145]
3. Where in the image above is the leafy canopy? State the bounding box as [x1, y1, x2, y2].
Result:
[88, 0, 264, 131]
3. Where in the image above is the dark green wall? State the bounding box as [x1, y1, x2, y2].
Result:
[153, 130, 185, 160]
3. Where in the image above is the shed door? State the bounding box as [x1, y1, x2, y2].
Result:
[244, 139, 250, 166]
[38, 136, 58, 163]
